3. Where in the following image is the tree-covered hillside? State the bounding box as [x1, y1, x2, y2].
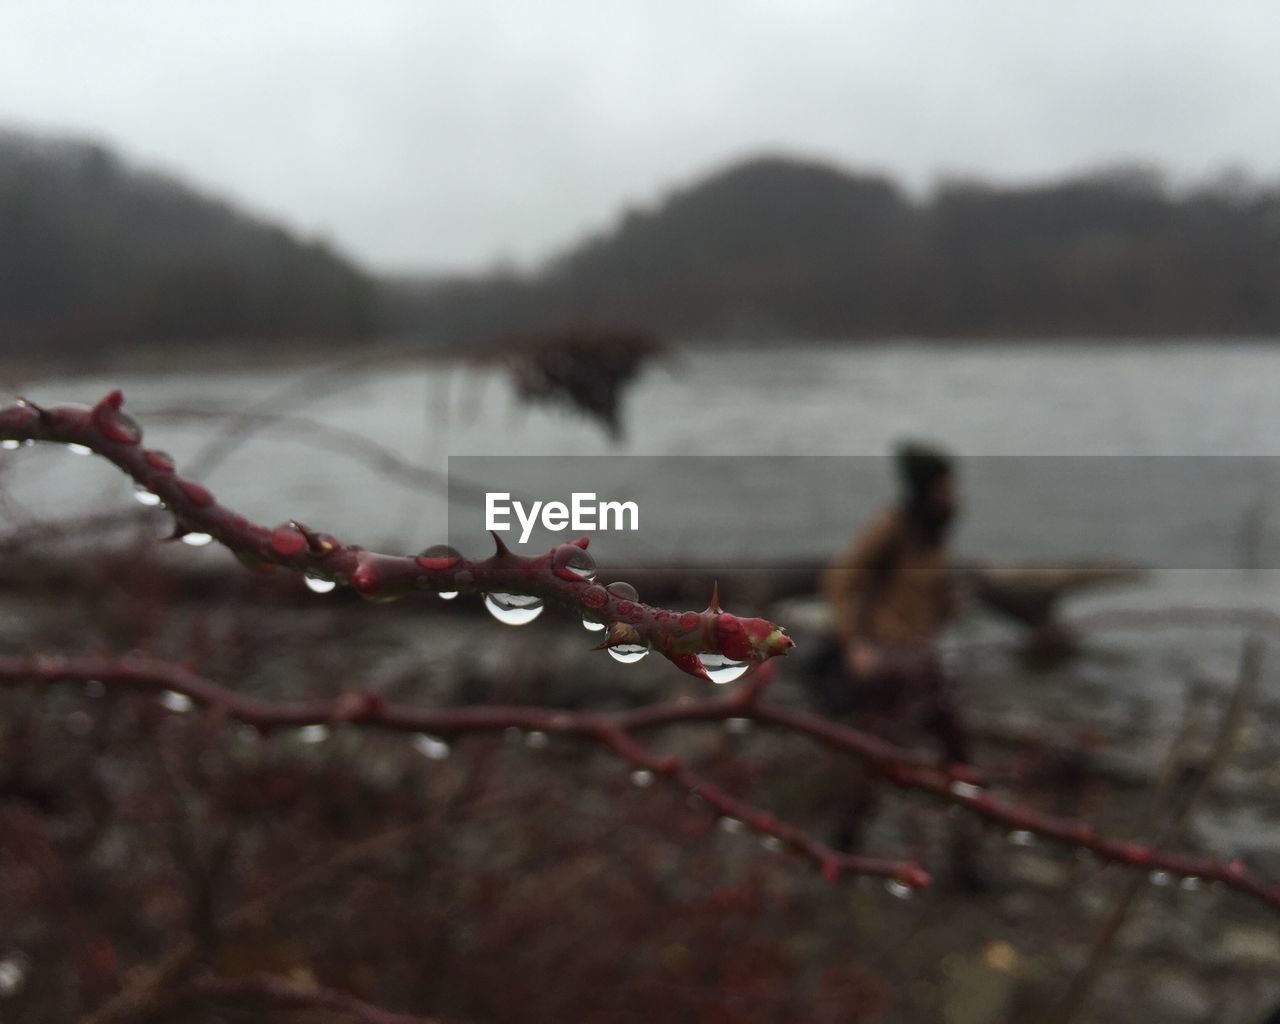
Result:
[0, 130, 378, 356]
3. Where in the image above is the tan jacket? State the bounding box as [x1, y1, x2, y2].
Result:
[822, 507, 955, 646]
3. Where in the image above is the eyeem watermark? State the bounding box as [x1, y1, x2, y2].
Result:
[486, 492, 639, 544]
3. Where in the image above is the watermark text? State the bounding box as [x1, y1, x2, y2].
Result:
[486, 492, 639, 543]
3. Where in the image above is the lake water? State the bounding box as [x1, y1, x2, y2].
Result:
[7, 339, 1280, 585]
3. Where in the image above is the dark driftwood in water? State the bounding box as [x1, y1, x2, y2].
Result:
[483, 328, 664, 440]
[959, 564, 1146, 629]
[605, 561, 1145, 625]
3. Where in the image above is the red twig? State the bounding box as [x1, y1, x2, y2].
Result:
[4, 654, 1278, 909]
[0, 655, 926, 887]
[189, 971, 442, 1024]
[0, 391, 792, 680]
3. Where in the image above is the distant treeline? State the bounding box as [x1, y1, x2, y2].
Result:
[6, 128, 1280, 357]
[0, 130, 378, 357]
[393, 156, 1280, 343]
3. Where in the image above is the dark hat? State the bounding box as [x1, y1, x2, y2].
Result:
[894, 441, 954, 495]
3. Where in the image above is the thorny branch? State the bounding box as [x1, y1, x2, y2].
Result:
[0, 391, 792, 680]
[3, 389, 1278, 910]
[3, 654, 1278, 910]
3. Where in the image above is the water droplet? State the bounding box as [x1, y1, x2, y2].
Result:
[1007, 830, 1036, 847]
[525, 730, 549, 749]
[304, 575, 337, 594]
[1149, 870, 1172, 887]
[579, 588, 608, 614]
[0, 955, 28, 997]
[630, 769, 655, 788]
[438, 591, 458, 600]
[553, 544, 597, 581]
[1, 439, 20, 451]
[297, 724, 330, 743]
[180, 532, 213, 547]
[67, 442, 93, 456]
[697, 653, 751, 684]
[270, 525, 308, 556]
[132, 484, 162, 506]
[416, 544, 462, 570]
[760, 835, 784, 853]
[84, 679, 105, 698]
[1179, 876, 1202, 891]
[884, 879, 914, 900]
[948, 780, 984, 800]
[484, 592, 544, 625]
[606, 581, 639, 601]
[717, 817, 744, 835]
[582, 616, 605, 632]
[412, 734, 450, 760]
[159, 691, 193, 713]
[724, 717, 752, 734]
[607, 643, 649, 664]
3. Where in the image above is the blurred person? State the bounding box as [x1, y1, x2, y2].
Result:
[816, 443, 979, 881]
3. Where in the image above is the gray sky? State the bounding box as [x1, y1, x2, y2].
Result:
[2, 1, 1278, 273]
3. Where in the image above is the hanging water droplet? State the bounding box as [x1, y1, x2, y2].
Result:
[760, 835, 784, 853]
[180, 532, 213, 547]
[948, 780, 984, 800]
[297, 724, 330, 743]
[67, 443, 93, 456]
[412, 734, 451, 760]
[484, 592, 544, 625]
[630, 769, 655, 788]
[553, 544, 597, 581]
[717, 817, 744, 835]
[438, 591, 458, 600]
[1149, 870, 1172, 887]
[724, 717, 752, 734]
[1007, 830, 1036, 847]
[159, 690, 193, 713]
[1179, 876, 1202, 891]
[884, 879, 914, 900]
[607, 643, 649, 664]
[525, 730, 549, 749]
[132, 484, 162, 507]
[697, 652, 751, 684]
[606, 581, 639, 601]
[0, 954, 28, 997]
[304, 575, 337, 594]
[582, 616, 605, 632]
[1, 439, 20, 451]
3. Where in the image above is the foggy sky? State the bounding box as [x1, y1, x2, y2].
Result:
[2, 1, 1278, 273]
